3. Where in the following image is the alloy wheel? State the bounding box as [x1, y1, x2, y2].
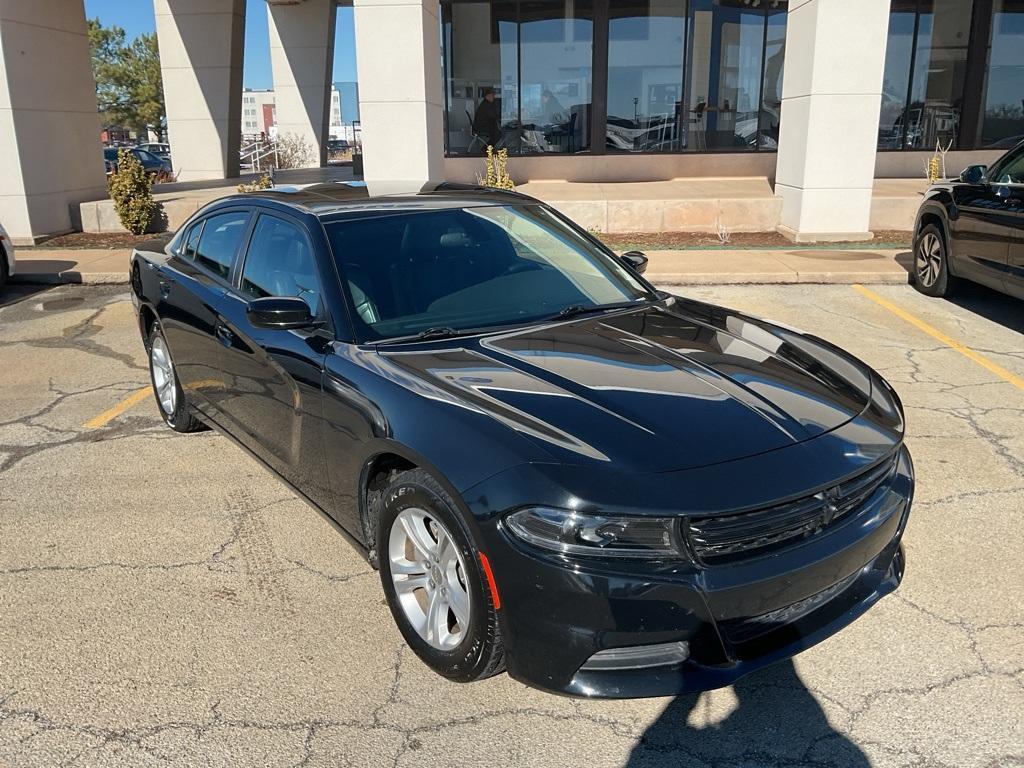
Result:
[150, 335, 177, 416]
[916, 232, 942, 288]
[388, 507, 471, 651]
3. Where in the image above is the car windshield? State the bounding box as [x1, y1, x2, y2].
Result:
[325, 204, 652, 342]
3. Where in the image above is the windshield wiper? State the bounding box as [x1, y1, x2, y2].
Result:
[375, 326, 475, 346]
[546, 299, 649, 322]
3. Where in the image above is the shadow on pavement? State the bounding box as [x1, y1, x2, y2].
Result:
[946, 281, 1024, 335]
[625, 659, 868, 767]
[0, 282, 53, 308]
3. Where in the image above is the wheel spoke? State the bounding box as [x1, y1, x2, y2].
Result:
[447, 579, 471, 627]
[425, 588, 446, 645]
[393, 573, 430, 595]
[400, 513, 437, 561]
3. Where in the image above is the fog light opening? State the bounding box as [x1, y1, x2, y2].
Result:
[580, 641, 690, 672]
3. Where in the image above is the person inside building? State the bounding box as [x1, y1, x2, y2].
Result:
[472, 87, 502, 152]
[540, 89, 566, 125]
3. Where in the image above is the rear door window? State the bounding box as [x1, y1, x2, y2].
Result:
[194, 211, 250, 280]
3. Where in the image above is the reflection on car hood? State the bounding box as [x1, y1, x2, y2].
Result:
[381, 297, 874, 472]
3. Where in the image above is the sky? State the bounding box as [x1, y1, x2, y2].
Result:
[83, 0, 358, 89]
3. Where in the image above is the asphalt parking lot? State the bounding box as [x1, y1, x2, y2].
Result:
[1, 281, 1022, 768]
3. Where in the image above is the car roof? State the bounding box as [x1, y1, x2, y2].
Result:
[217, 182, 539, 220]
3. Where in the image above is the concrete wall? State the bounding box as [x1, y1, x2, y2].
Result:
[0, 0, 107, 243]
[268, 0, 336, 167]
[445, 152, 780, 185]
[774, 0, 891, 241]
[874, 150, 1006, 180]
[156, 0, 245, 181]
[354, 0, 444, 184]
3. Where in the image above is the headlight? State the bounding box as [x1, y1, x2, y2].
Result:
[504, 507, 680, 559]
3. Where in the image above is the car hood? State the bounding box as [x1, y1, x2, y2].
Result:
[381, 297, 874, 472]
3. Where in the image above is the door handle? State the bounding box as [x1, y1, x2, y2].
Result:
[215, 324, 234, 347]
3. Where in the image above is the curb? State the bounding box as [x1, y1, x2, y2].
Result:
[12, 272, 128, 286]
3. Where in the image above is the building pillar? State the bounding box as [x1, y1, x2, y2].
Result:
[353, 0, 444, 186]
[775, 0, 890, 242]
[0, 0, 107, 244]
[268, 0, 337, 168]
[155, 0, 245, 181]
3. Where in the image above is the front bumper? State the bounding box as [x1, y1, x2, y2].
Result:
[476, 446, 913, 699]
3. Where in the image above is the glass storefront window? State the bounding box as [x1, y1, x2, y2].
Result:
[517, 1, 593, 153]
[441, 0, 786, 156]
[904, 0, 972, 150]
[442, 2, 518, 156]
[606, 1, 687, 153]
[879, 1, 918, 149]
[980, 0, 1024, 148]
[686, 0, 769, 151]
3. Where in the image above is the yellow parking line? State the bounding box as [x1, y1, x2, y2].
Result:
[852, 284, 1024, 392]
[83, 386, 152, 429]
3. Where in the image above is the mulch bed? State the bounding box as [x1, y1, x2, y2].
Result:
[599, 230, 913, 250]
[27, 232, 168, 250]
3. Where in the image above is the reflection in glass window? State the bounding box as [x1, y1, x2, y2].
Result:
[980, 0, 1024, 148]
[442, 2, 518, 156]
[240, 216, 321, 314]
[879, 2, 918, 150]
[606, 1, 687, 153]
[905, 0, 972, 150]
[686, 0, 768, 152]
[194, 211, 249, 280]
[517, 1, 593, 154]
[759, 7, 787, 150]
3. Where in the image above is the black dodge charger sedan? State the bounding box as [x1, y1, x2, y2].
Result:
[912, 139, 1024, 300]
[131, 182, 913, 698]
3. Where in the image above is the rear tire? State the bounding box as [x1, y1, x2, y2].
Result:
[912, 223, 958, 297]
[147, 323, 205, 433]
[377, 469, 505, 683]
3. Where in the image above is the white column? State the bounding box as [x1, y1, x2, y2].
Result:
[775, 0, 890, 242]
[155, 0, 245, 181]
[353, 0, 444, 186]
[268, 0, 337, 168]
[0, 0, 106, 244]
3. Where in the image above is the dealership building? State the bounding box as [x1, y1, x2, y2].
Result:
[1, 0, 1022, 244]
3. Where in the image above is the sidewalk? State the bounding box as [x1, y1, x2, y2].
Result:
[11, 246, 912, 287]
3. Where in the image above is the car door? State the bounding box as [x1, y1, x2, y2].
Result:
[949, 179, 1011, 292]
[157, 208, 252, 421]
[212, 210, 334, 506]
[986, 150, 1024, 298]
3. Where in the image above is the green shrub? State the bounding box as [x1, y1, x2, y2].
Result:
[483, 146, 515, 190]
[108, 148, 156, 234]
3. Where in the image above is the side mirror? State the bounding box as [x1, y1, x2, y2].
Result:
[959, 164, 987, 184]
[246, 296, 319, 330]
[621, 250, 649, 275]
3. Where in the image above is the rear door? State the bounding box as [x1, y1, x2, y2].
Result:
[157, 208, 252, 421]
[213, 210, 333, 505]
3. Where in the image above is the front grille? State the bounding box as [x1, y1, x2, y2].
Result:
[686, 452, 899, 565]
[720, 570, 861, 644]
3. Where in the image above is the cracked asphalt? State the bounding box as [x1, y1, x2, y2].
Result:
[0, 281, 1022, 768]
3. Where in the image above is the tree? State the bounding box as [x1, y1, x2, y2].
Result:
[88, 19, 165, 140]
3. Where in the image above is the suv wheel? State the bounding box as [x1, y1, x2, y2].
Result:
[913, 223, 958, 297]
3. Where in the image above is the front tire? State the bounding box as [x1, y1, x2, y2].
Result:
[912, 223, 958, 297]
[378, 469, 505, 682]
[147, 323, 205, 433]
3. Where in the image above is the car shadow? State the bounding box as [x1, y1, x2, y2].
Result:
[625, 659, 868, 767]
[893, 250, 914, 279]
[946, 281, 1024, 335]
